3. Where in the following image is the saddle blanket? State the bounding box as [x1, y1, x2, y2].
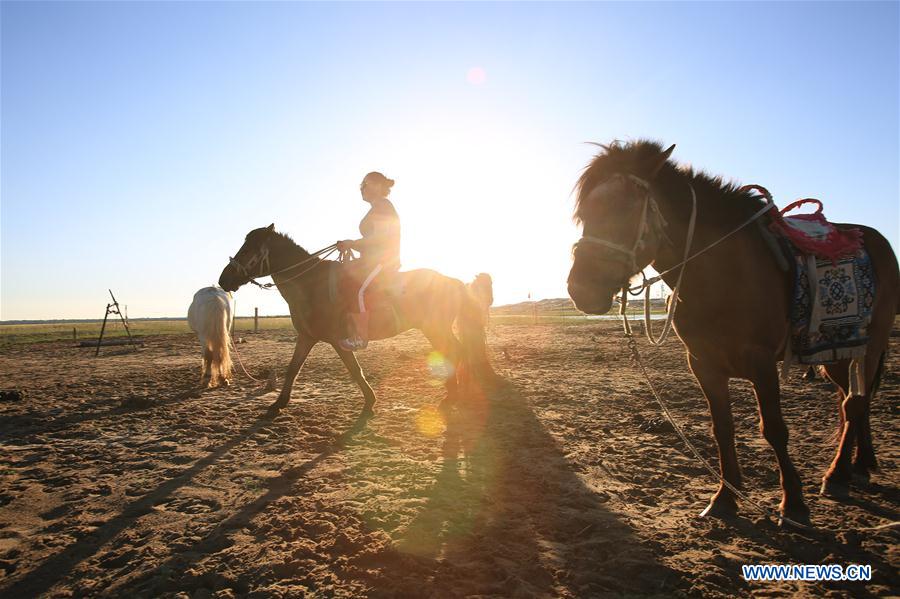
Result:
[789, 249, 875, 364]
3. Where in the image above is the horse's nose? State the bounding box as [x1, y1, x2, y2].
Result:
[567, 280, 613, 315]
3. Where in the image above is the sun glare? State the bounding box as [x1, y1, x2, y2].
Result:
[415, 405, 445, 437]
[466, 66, 487, 85]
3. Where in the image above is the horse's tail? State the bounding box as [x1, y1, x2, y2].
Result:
[206, 296, 233, 385]
[458, 273, 494, 381]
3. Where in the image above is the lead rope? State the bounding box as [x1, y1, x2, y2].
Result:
[642, 185, 697, 346]
[620, 293, 899, 534]
[229, 336, 265, 383]
[628, 192, 776, 295]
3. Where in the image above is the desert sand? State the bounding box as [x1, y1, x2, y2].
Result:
[1, 321, 897, 597]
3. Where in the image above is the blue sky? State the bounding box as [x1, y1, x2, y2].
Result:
[2, 1, 898, 320]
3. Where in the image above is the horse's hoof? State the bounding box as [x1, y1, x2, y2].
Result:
[699, 500, 737, 519]
[820, 478, 850, 499]
[778, 507, 812, 529]
[359, 406, 376, 421]
[851, 469, 871, 487]
[266, 404, 283, 419]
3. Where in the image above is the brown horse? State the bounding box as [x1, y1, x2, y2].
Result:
[218, 225, 492, 420]
[567, 141, 898, 525]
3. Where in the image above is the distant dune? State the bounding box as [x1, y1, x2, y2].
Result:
[492, 296, 667, 315]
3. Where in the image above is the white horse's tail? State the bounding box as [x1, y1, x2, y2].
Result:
[206, 297, 232, 386]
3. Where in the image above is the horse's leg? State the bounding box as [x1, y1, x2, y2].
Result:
[852, 353, 884, 482]
[422, 327, 462, 413]
[690, 355, 741, 518]
[201, 345, 213, 388]
[267, 335, 316, 417]
[820, 359, 855, 489]
[331, 345, 378, 420]
[750, 363, 809, 525]
[822, 355, 882, 497]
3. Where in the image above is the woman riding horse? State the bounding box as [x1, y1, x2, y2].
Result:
[336, 171, 401, 351]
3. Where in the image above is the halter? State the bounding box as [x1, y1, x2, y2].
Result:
[576, 174, 672, 274]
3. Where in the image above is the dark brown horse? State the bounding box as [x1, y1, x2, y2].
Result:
[567, 141, 899, 525]
[218, 225, 492, 420]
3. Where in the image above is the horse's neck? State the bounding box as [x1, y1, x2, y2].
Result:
[651, 191, 757, 292]
[269, 238, 312, 272]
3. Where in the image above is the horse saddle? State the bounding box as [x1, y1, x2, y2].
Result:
[328, 262, 406, 312]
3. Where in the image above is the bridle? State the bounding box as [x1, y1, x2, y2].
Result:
[575, 174, 777, 346]
[576, 174, 676, 275]
[228, 239, 339, 290]
[575, 173, 698, 346]
[229, 245, 271, 281]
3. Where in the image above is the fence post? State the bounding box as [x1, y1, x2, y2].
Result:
[254, 307, 259, 333]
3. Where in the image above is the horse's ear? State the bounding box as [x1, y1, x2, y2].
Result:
[267, 223, 274, 232]
[650, 144, 676, 178]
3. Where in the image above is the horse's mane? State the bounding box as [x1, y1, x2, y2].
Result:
[269, 230, 312, 258]
[574, 140, 766, 227]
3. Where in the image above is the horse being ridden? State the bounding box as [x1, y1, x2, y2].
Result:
[187, 286, 234, 388]
[568, 140, 899, 525]
[218, 225, 492, 420]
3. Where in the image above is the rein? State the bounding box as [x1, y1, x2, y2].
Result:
[231, 243, 338, 291]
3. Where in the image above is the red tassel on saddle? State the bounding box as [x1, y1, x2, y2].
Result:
[768, 198, 863, 264]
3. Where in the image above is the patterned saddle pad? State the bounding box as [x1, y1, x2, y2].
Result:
[790, 250, 876, 364]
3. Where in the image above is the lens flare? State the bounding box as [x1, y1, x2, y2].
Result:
[415, 405, 445, 437]
[427, 351, 455, 380]
[466, 66, 486, 85]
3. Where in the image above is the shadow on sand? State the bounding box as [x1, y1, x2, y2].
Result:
[389, 375, 680, 596]
[1, 411, 364, 598]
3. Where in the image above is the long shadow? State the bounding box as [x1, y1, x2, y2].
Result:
[121, 422, 366, 595]
[393, 376, 682, 596]
[0, 412, 333, 598]
[0, 372, 275, 438]
[0, 378, 202, 436]
[700, 509, 899, 596]
[108, 377, 678, 596]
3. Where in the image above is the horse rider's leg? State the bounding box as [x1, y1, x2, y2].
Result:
[422, 327, 462, 413]
[267, 335, 317, 417]
[331, 344, 378, 420]
[749, 362, 810, 525]
[689, 354, 741, 518]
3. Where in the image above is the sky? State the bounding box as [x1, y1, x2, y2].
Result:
[2, 1, 898, 320]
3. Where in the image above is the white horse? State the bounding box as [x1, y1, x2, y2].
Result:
[187, 286, 234, 388]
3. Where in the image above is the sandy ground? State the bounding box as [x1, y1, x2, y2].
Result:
[0, 322, 897, 598]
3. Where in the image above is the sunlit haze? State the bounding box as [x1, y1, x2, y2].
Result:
[2, 2, 897, 320]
